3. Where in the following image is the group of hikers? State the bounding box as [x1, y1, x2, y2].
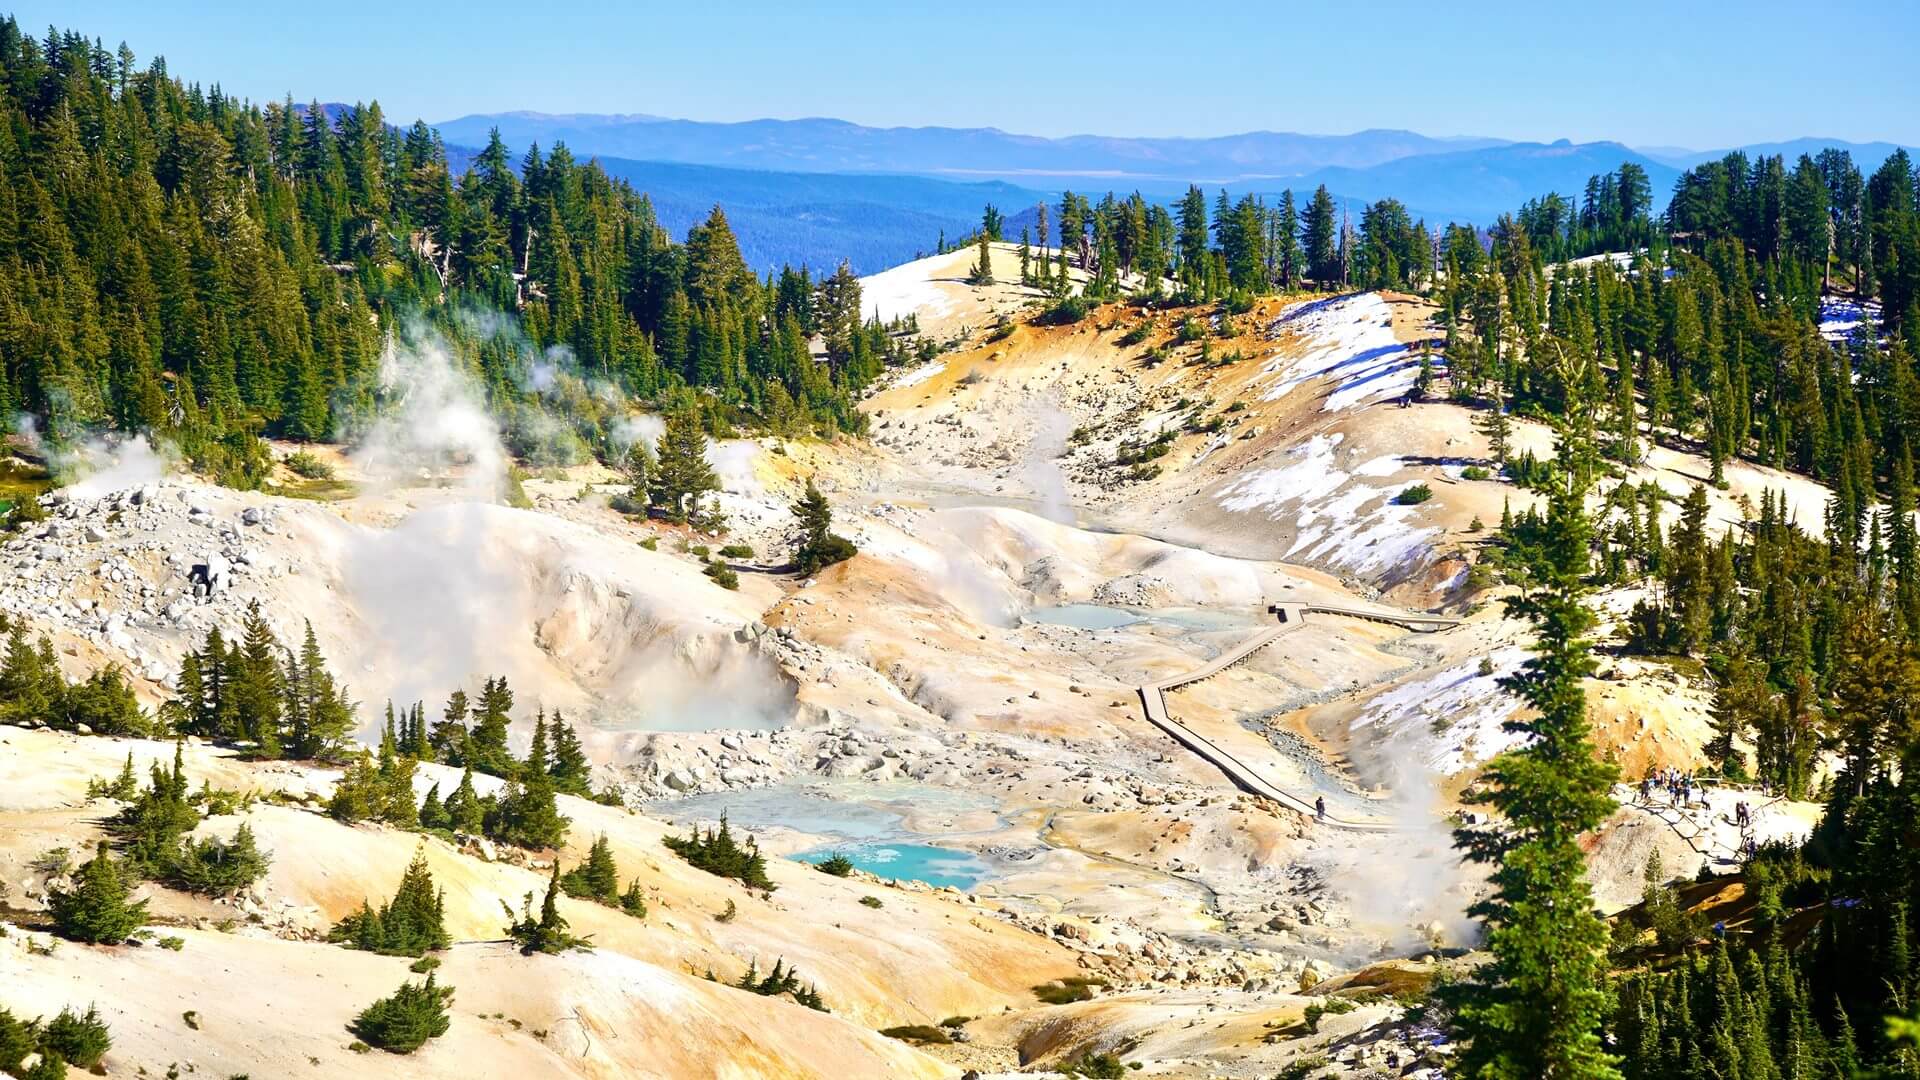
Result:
[1638, 765, 1764, 860]
[1640, 766, 1704, 807]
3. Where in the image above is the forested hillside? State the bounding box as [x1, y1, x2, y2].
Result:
[0, 19, 919, 487]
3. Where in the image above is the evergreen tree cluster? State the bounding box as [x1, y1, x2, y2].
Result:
[662, 816, 775, 892]
[0, 18, 933, 489]
[502, 865, 589, 955]
[166, 605, 352, 760]
[340, 701, 575, 854]
[1448, 449, 1622, 1079]
[559, 834, 647, 918]
[0, 1004, 112, 1076]
[1464, 421, 1920, 1073]
[734, 957, 827, 1012]
[328, 848, 450, 956]
[1009, 183, 1346, 307]
[98, 741, 270, 898]
[0, 617, 149, 735]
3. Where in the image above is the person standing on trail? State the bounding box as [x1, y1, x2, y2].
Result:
[1315, 796, 1326, 821]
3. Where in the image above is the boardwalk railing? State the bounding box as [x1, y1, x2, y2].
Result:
[1135, 600, 1459, 830]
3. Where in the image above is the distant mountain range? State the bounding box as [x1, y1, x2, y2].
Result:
[428, 111, 1917, 273]
[1278, 140, 1682, 224]
[433, 113, 1508, 192]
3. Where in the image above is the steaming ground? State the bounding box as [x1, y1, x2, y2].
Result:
[3, 247, 1828, 1077]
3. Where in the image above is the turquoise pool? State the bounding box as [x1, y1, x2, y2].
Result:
[791, 843, 989, 890]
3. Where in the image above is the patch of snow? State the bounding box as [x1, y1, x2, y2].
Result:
[1216, 433, 1438, 576]
[891, 361, 946, 390]
[1818, 295, 1882, 345]
[1216, 433, 1349, 513]
[1258, 293, 1433, 412]
[860, 258, 958, 324]
[1351, 647, 1532, 775]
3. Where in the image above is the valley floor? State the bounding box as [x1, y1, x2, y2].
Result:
[0, 247, 1825, 1078]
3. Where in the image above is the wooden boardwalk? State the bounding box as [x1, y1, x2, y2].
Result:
[1135, 601, 1458, 830]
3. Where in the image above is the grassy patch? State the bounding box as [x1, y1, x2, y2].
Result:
[1033, 976, 1106, 1005]
[878, 1024, 951, 1045]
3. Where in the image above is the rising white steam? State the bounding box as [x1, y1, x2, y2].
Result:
[1021, 398, 1074, 524]
[19, 412, 175, 498]
[347, 323, 505, 493]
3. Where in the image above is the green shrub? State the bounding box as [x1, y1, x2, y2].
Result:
[619, 879, 648, 918]
[1116, 323, 1151, 346]
[1461, 465, 1491, 481]
[859, 895, 883, 909]
[0, 1007, 34, 1074]
[814, 853, 855, 877]
[735, 959, 828, 1012]
[1115, 431, 1174, 466]
[47, 842, 148, 944]
[1061, 1051, 1128, 1077]
[54, 664, 154, 736]
[1394, 483, 1434, 505]
[704, 560, 740, 590]
[1301, 996, 1356, 1033]
[878, 1024, 951, 1044]
[502, 867, 591, 955]
[168, 821, 271, 896]
[1033, 976, 1105, 1005]
[349, 974, 453, 1054]
[86, 754, 141, 802]
[284, 450, 334, 480]
[1040, 295, 1091, 325]
[41, 1005, 111, 1069]
[1275, 1057, 1331, 1080]
[718, 543, 753, 560]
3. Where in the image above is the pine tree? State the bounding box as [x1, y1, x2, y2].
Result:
[1449, 447, 1621, 1079]
[651, 410, 719, 524]
[285, 621, 353, 761]
[432, 689, 470, 764]
[547, 713, 592, 797]
[1303, 185, 1339, 285]
[330, 847, 449, 956]
[417, 782, 448, 830]
[443, 766, 486, 834]
[619, 877, 648, 918]
[464, 677, 515, 778]
[502, 865, 587, 955]
[561, 835, 621, 903]
[48, 841, 149, 944]
[350, 972, 453, 1054]
[230, 601, 286, 757]
[171, 819, 272, 896]
[966, 229, 994, 286]
[789, 480, 857, 575]
[622, 438, 656, 511]
[39, 1005, 110, 1070]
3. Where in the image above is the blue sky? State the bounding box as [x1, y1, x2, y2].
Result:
[18, 0, 1920, 148]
